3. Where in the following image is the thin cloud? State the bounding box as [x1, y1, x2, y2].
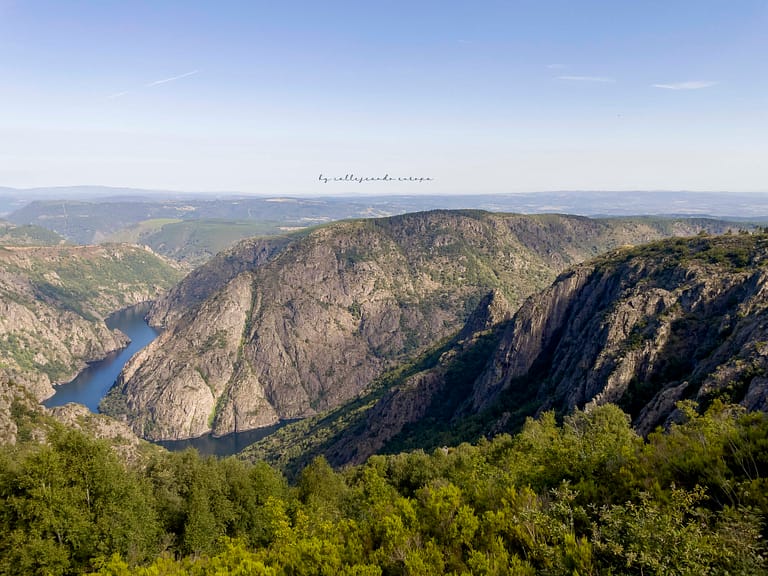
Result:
[652, 80, 717, 90]
[107, 91, 129, 100]
[546, 63, 566, 70]
[146, 69, 200, 87]
[557, 75, 615, 83]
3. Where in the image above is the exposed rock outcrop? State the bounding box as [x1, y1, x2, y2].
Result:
[147, 235, 292, 327]
[457, 290, 512, 340]
[247, 233, 768, 472]
[110, 212, 743, 441]
[0, 297, 128, 400]
[474, 234, 768, 434]
[0, 244, 183, 401]
[325, 291, 514, 466]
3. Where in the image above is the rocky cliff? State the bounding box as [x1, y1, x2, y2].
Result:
[318, 290, 514, 467]
[0, 244, 183, 400]
[147, 235, 293, 327]
[109, 211, 741, 441]
[245, 232, 768, 472]
[473, 232, 768, 434]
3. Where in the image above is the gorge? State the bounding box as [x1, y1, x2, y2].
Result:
[102, 211, 744, 442]
[43, 303, 159, 412]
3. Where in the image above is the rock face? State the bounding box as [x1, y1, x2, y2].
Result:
[0, 244, 183, 401]
[322, 290, 514, 466]
[109, 211, 743, 441]
[245, 233, 768, 472]
[147, 235, 292, 328]
[473, 234, 768, 434]
[0, 297, 129, 400]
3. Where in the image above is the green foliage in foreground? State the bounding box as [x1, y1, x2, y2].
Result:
[1, 402, 767, 575]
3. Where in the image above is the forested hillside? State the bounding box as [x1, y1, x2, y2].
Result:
[104, 219, 296, 266]
[0, 401, 765, 574]
[0, 221, 64, 246]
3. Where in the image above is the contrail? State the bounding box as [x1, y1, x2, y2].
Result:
[146, 69, 200, 87]
[652, 80, 717, 90]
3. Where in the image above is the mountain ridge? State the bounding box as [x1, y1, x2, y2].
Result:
[246, 231, 768, 473]
[104, 210, 746, 441]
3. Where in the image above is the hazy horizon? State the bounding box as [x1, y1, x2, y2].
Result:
[3, 185, 768, 199]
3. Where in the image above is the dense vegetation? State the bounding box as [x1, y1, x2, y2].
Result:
[0, 244, 184, 319]
[8, 198, 381, 246]
[1, 401, 765, 575]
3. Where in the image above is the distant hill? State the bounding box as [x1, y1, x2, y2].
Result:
[102, 210, 744, 442]
[104, 218, 297, 265]
[6, 189, 768, 248]
[0, 221, 65, 246]
[7, 197, 388, 244]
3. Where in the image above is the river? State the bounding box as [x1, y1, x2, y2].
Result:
[43, 302, 289, 456]
[43, 303, 158, 413]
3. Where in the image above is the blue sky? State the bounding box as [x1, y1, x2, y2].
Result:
[1, 0, 766, 194]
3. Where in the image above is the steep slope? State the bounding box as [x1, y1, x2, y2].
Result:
[474, 232, 768, 434]
[242, 290, 514, 474]
[246, 232, 768, 472]
[147, 234, 294, 327]
[107, 211, 742, 441]
[0, 244, 184, 400]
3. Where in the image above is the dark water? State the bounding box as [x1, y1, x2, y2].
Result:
[43, 303, 294, 456]
[43, 303, 158, 412]
[156, 420, 297, 457]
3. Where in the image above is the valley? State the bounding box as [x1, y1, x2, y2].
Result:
[5, 3, 768, 572]
[0, 243, 183, 410]
[42, 303, 159, 412]
[0, 201, 766, 574]
[246, 231, 768, 475]
[101, 210, 743, 442]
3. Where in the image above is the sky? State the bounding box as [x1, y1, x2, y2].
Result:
[0, 0, 766, 195]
